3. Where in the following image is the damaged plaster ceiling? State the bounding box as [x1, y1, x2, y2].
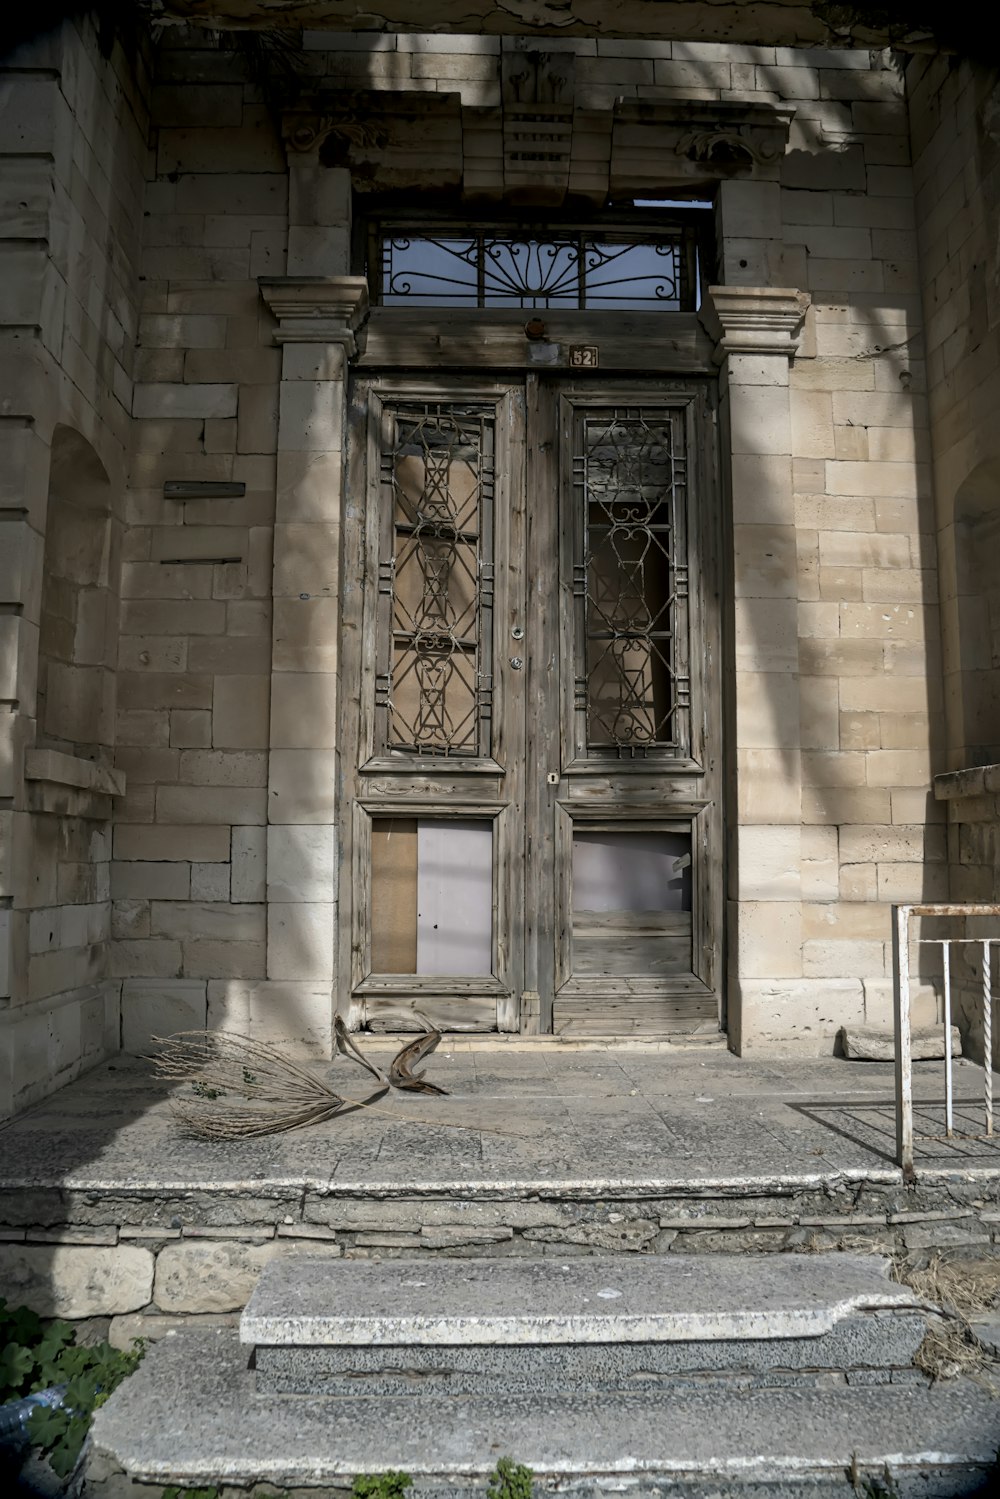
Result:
[151, 0, 955, 51]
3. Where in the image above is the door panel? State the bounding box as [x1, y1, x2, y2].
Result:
[342, 372, 721, 1036]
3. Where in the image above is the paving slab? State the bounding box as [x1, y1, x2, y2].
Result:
[92, 1326, 1000, 1492]
[2, 1051, 999, 1199]
[241, 1252, 920, 1347]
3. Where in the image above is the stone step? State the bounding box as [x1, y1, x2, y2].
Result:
[241, 1252, 928, 1395]
[92, 1326, 1000, 1499]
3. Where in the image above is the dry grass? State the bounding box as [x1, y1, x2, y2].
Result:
[892, 1254, 1000, 1388]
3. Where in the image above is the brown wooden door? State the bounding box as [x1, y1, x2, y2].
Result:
[341, 371, 722, 1036]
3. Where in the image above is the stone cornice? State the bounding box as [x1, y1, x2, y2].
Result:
[701, 286, 810, 360]
[258, 277, 370, 354]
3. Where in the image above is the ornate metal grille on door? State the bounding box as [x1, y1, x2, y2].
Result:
[376, 402, 495, 758]
[573, 408, 690, 757]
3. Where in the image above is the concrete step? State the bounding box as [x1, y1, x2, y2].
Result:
[91, 1326, 1000, 1498]
[241, 1252, 928, 1394]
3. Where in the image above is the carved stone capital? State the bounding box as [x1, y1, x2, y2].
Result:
[701, 286, 810, 360]
[259, 276, 370, 355]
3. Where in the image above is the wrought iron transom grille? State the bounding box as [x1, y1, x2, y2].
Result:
[572, 407, 690, 758]
[376, 228, 696, 310]
[376, 401, 495, 758]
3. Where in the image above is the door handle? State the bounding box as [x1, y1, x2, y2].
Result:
[509, 656, 524, 670]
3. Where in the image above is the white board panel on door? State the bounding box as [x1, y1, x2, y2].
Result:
[416, 819, 493, 975]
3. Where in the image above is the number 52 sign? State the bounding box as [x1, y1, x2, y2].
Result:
[568, 345, 599, 368]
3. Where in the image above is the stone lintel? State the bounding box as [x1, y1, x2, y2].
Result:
[702, 286, 810, 360]
[259, 276, 370, 353]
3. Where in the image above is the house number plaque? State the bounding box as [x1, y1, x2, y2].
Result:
[568, 345, 599, 368]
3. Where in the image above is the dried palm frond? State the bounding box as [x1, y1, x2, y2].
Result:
[335, 1015, 390, 1087]
[154, 1031, 350, 1138]
[153, 1029, 516, 1141]
[389, 1024, 447, 1096]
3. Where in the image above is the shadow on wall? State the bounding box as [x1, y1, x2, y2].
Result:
[37, 426, 118, 759]
[953, 458, 1000, 767]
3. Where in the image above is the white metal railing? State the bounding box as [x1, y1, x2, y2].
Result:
[892, 902, 1000, 1181]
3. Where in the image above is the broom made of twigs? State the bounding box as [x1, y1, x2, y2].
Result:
[153, 1024, 516, 1140]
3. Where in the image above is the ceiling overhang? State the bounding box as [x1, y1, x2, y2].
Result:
[153, 0, 945, 52]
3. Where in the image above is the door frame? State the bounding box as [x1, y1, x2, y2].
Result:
[339, 312, 724, 1036]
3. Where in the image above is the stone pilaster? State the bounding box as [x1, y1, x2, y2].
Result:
[702, 286, 809, 1051]
[258, 276, 368, 1052]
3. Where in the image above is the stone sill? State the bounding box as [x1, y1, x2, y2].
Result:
[23, 749, 125, 819]
[934, 764, 1000, 801]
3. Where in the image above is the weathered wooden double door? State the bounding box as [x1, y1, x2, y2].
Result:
[341, 371, 723, 1036]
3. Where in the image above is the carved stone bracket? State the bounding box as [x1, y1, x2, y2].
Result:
[280, 89, 794, 206]
[701, 286, 810, 360]
[258, 276, 370, 354]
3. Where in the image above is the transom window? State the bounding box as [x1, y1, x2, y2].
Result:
[368, 214, 707, 311]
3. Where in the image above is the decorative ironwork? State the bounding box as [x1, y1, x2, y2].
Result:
[377, 402, 495, 757]
[574, 408, 689, 756]
[377, 229, 692, 310]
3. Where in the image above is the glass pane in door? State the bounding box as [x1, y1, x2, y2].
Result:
[371, 816, 493, 976]
[571, 827, 692, 977]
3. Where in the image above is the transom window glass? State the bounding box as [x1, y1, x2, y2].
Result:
[372, 222, 702, 311]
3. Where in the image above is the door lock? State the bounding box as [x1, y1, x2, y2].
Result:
[546, 771, 560, 785]
[509, 656, 524, 670]
[511, 626, 525, 641]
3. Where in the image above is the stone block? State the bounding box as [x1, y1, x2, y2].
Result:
[237, 383, 279, 455]
[272, 596, 340, 673]
[277, 381, 345, 453]
[151, 901, 265, 942]
[114, 825, 231, 862]
[287, 226, 351, 277]
[269, 672, 339, 749]
[267, 749, 337, 825]
[267, 903, 334, 981]
[133, 384, 238, 420]
[267, 825, 335, 903]
[155, 785, 267, 826]
[110, 862, 191, 900]
[735, 826, 801, 901]
[181, 939, 266, 979]
[732, 523, 797, 599]
[275, 450, 343, 523]
[177, 750, 268, 787]
[735, 748, 801, 825]
[213, 675, 270, 749]
[840, 1025, 961, 1061]
[191, 863, 231, 901]
[0, 1243, 153, 1317]
[121, 977, 208, 1049]
[232, 825, 266, 903]
[734, 672, 800, 749]
[735, 900, 803, 979]
[272, 522, 341, 599]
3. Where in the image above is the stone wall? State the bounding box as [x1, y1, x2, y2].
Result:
[0, 17, 149, 1117]
[906, 57, 1000, 1064]
[0, 1175, 995, 1320]
[0, 22, 969, 1113]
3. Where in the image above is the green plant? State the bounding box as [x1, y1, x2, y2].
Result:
[352, 1472, 413, 1499]
[487, 1457, 534, 1499]
[0, 1296, 145, 1479]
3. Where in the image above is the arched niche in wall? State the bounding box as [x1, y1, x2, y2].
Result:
[955, 456, 1000, 766]
[36, 426, 118, 756]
